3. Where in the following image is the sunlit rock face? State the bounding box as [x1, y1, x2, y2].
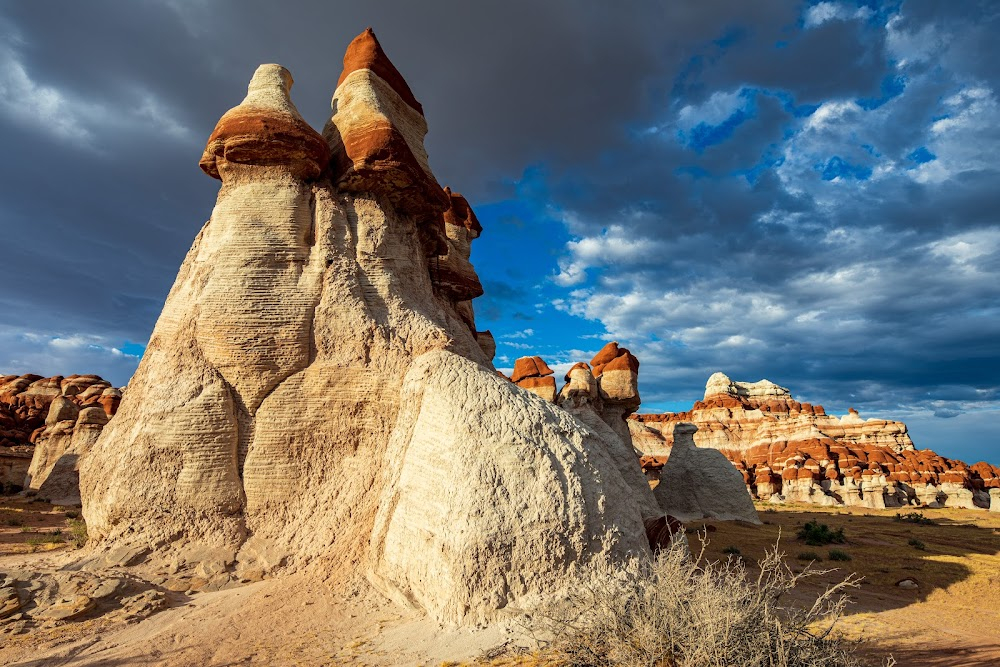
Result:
[79, 30, 654, 626]
[632, 373, 1000, 511]
[511, 355, 557, 401]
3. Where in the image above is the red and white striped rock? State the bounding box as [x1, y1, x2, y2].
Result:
[632, 373, 999, 511]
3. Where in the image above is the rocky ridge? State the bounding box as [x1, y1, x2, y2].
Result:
[631, 372, 1000, 511]
[0, 374, 120, 498]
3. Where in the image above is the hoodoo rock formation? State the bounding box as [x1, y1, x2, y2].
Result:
[555, 345, 758, 526]
[654, 423, 762, 524]
[632, 372, 1000, 511]
[507, 343, 758, 538]
[511, 355, 557, 401]
[0, 374, 119, 497]
[78, 31, 653, 625]
[551, 346, 663, 523]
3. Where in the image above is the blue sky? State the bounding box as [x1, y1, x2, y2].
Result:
[0, 1, 997, 465]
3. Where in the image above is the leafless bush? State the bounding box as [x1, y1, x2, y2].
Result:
[533, 537, 888, 667]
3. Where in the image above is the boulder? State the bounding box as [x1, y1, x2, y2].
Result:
[369, 350, 648, 625]
[511, 356, 557, 402]
[511, 356, 554, 383]
[653, 423, 760, 524]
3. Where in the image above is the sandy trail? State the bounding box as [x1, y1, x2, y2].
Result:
[1, 498, 520, 667]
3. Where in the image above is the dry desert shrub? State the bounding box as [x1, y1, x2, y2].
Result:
[533, 538, 885, 667]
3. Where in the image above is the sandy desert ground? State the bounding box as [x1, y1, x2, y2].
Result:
[2, 498, 998, 666]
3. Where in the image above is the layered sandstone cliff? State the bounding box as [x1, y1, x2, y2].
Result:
[78, 31, 652, 626]
[631, 372, 1000, 511]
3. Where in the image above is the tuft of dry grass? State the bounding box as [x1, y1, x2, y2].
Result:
[67, 517, 88, 548]
[529, 538, 882, 667]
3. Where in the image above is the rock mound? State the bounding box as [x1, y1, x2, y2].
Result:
[370, 350, 647, 624]
[652, 423, 761, 524]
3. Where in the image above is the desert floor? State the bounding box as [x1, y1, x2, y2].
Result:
[2, 497, 999, 666]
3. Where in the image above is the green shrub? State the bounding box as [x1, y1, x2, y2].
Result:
[797, 551, 822, 561]
[908, 538, 926, 551]
[828, 549, 852, 562]
[25, 532, 64, 552]
[67, 518, 88, 548]
[797, 520, 846, 546]
[722, 546, 741, 556]
[895, 512, 934, 525]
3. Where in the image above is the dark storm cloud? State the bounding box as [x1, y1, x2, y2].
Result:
[0, 0, 797, 341]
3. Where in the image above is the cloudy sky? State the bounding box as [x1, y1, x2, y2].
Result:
[1, 1, 997, 464]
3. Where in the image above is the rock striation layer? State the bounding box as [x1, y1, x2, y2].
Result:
[79, 32, 652, 626]
[631, 373, 1000, 511]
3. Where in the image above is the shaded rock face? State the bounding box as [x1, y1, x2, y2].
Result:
[0, 374, 119, 496]
[80, 32, 651, 626]
[652, 424, 761, 525]
[632, 373, 1000, 512]
[26, 405, 108, 505]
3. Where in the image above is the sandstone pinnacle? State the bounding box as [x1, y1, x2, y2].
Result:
[200, 64, 329, 181]
[78, 31, 655, 627]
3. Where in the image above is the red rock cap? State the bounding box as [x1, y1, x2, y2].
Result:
[590, 342, 620, 369]
[511, 356, 555, 383]
[338, 28, 423, 115]
[603, 350, 639, 374]
[200, 65, 329, 181]
[563, 362, 592, 382]
[442, 187, 483, 236]
[516, 376, 556, 391]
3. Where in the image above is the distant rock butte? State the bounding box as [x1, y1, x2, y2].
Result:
[75, 30, 666, 627]
[0, 374, 119, 499]
[630, 372, 1000, 511]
